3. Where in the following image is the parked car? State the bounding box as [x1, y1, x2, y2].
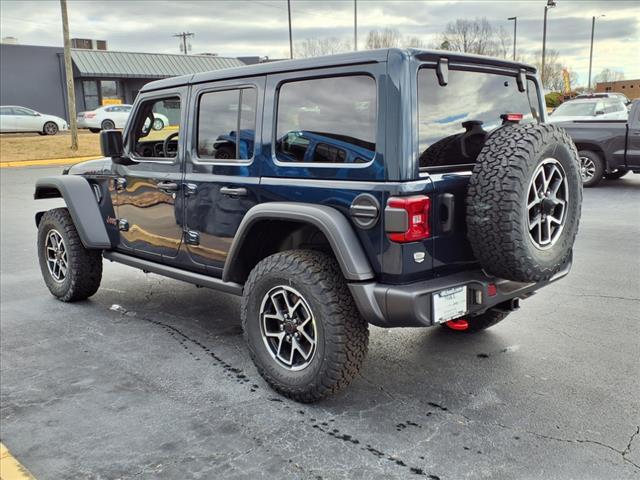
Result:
[0, 106, 67, 135]
[34, 48, 582, 402]
[548, 97, 628, 123]
[77, 104, 169, 133]
[574, 92, 632, 106]
[557, 99, 640, 187]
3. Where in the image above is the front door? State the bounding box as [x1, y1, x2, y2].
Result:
[114, 89, 186, 260]
[182, 77, 265, 274]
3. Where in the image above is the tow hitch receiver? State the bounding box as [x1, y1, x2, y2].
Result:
[445, 319, 469, 331]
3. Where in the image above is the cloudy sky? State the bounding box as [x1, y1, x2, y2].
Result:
[1, 0, 638, 86]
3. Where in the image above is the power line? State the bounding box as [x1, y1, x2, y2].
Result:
[173, 31, 194, 55]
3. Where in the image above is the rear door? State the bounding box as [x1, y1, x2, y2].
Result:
[0, 107, 17, 132]
[416, 65, 543, 274]
[182, 77, 264, 274]
[626, 102, 640, 169]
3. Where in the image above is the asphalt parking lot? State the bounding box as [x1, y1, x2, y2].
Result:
[1, 166, 639, 480]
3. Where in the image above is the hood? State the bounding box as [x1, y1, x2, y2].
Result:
[547, 115, 595, 124]
[65, 157, 112, 176]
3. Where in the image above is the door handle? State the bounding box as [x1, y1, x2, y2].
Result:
[157, 181, 179, 192]
[220, 186, 247, 197]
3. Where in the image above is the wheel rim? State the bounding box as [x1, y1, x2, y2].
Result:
[153, 119, 163, 130]
[103, 121, 114, 130]
[526, 158, 569, 250]
[259, 285, 317, 371]
[45, 229, 68, 282]
[45, 123, 57, 134]
[580, 156, 596, 182]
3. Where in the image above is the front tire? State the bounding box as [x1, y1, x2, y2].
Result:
[152, 118, 164, 130]
[37, 208, 102, 302]
[43, 121, 59, 135]
[241, 250, 369, 402]
[579, 150, 604, 187]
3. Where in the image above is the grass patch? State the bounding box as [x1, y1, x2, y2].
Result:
[0, 131, 101, 162]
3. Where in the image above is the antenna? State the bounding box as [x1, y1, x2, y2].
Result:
[173, 32, 194, 55]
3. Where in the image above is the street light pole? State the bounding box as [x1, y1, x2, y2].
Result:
[541, 0, 556, 88]
[508, 16, 517, 60]
[354, 0, 358, 51]
[588, 14, 605, 92]
[287, 0, 293, 59]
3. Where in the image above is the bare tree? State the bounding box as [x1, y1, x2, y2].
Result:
[404, 36, 425, 49]
[530, 48, 563, 90]
[295, 37, 352, 58]
[437, 18, 496, 56]
[593, 68, 625, 84]
[366, 28, 402, 49]
[494, 25, 512, 60]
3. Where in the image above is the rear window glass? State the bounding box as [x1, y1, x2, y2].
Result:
[276, 75, 376, 164]
[418, 68, 540, 170]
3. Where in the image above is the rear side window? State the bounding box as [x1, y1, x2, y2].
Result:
[197, 88, 257, 160]
[276, 75, 376, 164]
[418, 68, 540, 170]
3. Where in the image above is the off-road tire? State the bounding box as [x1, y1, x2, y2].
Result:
[37, 208, 102, 302]
[101, 119, 115, 130]
[579, 150, 604, 187]
[444, 309, 510, 333]
[241, 250, 369, 403]
[604, 167, 628, 180]
[467, 123, 582, 282]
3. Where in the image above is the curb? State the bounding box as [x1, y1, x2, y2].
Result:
[0, 443, 36, 480]
[0, 156, 101, 168]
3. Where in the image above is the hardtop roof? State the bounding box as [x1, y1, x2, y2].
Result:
[140, 48, 537, 93]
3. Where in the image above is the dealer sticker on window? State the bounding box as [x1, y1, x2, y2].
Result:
[433, 286, 468, 324]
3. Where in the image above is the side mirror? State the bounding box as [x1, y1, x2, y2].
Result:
[100, 129, 123, 158]
[595, 110, 605, 116]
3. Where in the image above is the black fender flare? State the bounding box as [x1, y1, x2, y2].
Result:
[34, 175, 112, 249]
[222, 202, 374, 283]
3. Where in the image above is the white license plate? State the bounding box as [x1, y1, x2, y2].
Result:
[433, 286, 468, 323]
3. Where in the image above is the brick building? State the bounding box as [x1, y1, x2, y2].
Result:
[595, 79, 640, 100]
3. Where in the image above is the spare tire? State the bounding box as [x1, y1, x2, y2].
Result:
[466, 123, 582, 282]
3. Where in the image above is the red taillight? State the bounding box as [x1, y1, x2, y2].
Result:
[487, 283, 497, 297]
[85, 113, 96, 118]
[501, 113, 523, 122]
[387, 195, 431, 243]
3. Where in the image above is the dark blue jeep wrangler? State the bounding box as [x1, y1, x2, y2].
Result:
[35, 49, 582, 402]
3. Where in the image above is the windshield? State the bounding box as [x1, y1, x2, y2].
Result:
[417, 67, 540, 170]
[552, 102, 597, 117]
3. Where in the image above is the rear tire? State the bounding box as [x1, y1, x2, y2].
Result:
[241, 250, 369, 403]
[443, 309, 509, 333]
[604, 167, 628, 180]
[89, 128, 101, 134]
[37, 208, 102, 302]
[579, 150, 604, 187]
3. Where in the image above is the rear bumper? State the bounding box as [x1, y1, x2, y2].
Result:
[349, 260, 572, 328]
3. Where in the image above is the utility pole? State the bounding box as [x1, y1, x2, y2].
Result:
[588, 14, 605, 92]
[287, 0, 293, 59]
[173, 32, 194, 55]
[541, 0, 556, 88]
[508, 16, 517, 60]
[60, 0, 78, 151]
[354, 0, 358, 51]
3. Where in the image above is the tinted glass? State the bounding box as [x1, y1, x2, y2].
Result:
[197, 88, 257, 160]
[0, 107, 11, 115]
[418, 68, 539, 169]
[276, 75, 376, 164]
[552, 101, 597, 116]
